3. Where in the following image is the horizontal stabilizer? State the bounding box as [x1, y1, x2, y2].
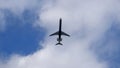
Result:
[49, 31, 59, 36]
[56, 43, 63, 45]
[61, 31, 70, 37]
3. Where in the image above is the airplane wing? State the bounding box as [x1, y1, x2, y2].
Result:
[61, 31, 70, 37]
[49, 31, 59, 36]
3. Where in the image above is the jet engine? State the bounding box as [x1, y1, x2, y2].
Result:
[57, 38, 62, 41]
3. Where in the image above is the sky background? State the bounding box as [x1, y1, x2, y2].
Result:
[0, 0, 120, 68]
[0, 9, 45, 57]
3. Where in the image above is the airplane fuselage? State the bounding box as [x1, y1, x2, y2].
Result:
[57, 18, 62, 43]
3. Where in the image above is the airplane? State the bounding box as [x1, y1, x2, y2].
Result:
[49, 18, 70, 45]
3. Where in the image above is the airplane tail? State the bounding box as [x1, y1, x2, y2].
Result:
[56, 43, 63, 45]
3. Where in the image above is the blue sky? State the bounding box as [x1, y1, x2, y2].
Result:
[0, 9, 46, 58]
[92, 21, 120, 68]
[101, 24, 120, 68]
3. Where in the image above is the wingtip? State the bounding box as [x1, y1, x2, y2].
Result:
[67, 35, 70, 37]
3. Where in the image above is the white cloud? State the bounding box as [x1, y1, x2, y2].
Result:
[1, 0, 120, 68]
[0, 0, 40, 31]
[0, 0, 40, 14]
